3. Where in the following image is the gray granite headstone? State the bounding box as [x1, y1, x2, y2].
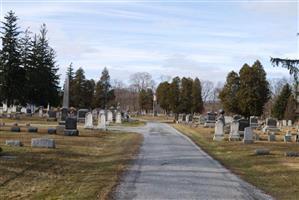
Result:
[31, 138, 55, 148]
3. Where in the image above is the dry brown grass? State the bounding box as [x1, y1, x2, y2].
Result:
[173, 124, 299, 200]
[0, 126, 142, 200]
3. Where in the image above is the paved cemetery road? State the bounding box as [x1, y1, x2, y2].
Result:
[112, 122, 273, 200]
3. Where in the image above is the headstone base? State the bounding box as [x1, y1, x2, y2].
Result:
[213, 135, 224, 141]
[243, 140, 254, 144]
[64, 129, 79, 136]
[56, 125, 65, 134]
[204, 122, 215, 128]
[229, 135, 240, 141]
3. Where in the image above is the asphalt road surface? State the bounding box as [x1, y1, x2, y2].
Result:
[112, 122, 273, 200]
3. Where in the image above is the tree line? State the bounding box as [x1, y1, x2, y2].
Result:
[156, 77, 203, 115]
[66, 64, 115, 109]
[0, 11, 60, 106]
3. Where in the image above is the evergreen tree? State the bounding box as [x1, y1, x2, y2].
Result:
[66, 63, 75, 106]
[272, 83, 292, 119]
[82, 79, 95, 108]
[169, 77, 180, 115]
[66, 63, 75, 81]
[20, 28, 33, 103]
[237, 61, 270, 117]
[29, 24, 60, 106]
[72, 67, 86, 108]
[138, 88, 153, 113]
[93, 67, 114, 109]
[0, 11, 25, 105]
[156, 81, 171, 113]
[191, 78, 203, 114]
[219, 71, 240, 114]
[284, 94, 296, 121]
[179, 77, 193, 113]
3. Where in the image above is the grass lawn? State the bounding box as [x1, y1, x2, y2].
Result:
[173, 124, 299, 200]
[0, 127, 142, 200]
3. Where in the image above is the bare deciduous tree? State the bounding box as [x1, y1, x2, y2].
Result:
[130, 72, 155, 92]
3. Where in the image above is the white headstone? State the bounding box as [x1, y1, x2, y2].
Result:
[2, 103, 7, 112]
[229, 121, 240, 141]
[107, 110, 113, 123]
[31, 138, 55, 148]
[282, 120, 287, 127]
[97, 113, 106, 129]
[288, 120, 292, 127]
[116, 112, 122, 124]
[7, 107, 11, 114]
[12, 105, 17, 113]
[84, 112, 93, 129]
[21, 107, 26, 113]
[39, 108, 43, 117]
[243, 127, 254, 144]
[213, 120, 224, 141]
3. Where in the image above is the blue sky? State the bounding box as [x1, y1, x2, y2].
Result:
[2, 0, 298, 85]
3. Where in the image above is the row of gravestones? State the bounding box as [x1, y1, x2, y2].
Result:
[84, 111, 122, 129]
[214, 117, 299, 143]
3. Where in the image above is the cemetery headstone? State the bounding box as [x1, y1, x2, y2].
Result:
[229, 120, 240, 141]
[97, 113, 107, 130]
[268, 132, 276, 142]
[262, 118, 280, 133]
[243, 127, 254, 144]
[47, 110, 57, 121]
[64, 117, 79, 136]
[6, 140, 23, 147]
[213, 120, 224, 141]
[238, 118, 249, 136]
[77, 109, 89, 122]
[288, 120, 292, 127]
[249, 116, 258, 129]
[84, 112, 93, 129]
[284, 130, 292, 142]
[31, 138, 55, 148]
[116, 112, 122, 124]
[282, 120, 287, 127]
[204, 112, 216, 128]
[107, 110, 113, 123]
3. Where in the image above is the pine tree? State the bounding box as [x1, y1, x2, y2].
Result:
[66, 63, 75, 81]
[284, 94, 296, 121]
[169, 77, 180, 115]
[156, 81, 171, 113]
[72, 67, 86, 108]
[93, 67, 114, 109]
[138, 88, 153, 113]
[20, 28, 33, 104]
[29, 24, 59, 106]
[0, 11, 25, 105]
[66, 63, 75, 106]
[219, 71, 240, 114]
[237, 61, 270, 117]
[179, 77, 193, 113]
[191, 78, 203, 114]
[272, 83, 292, 119]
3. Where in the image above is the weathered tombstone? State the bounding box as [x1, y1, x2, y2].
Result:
[11, 105, 17, 113]
[116, 112, 122, 124]
[107, 110, 113, 123]
[282, 120, 287, 127]
[204, 112, 216, 128]
[47, 110, 57, 121]
[268, 132, 276, 142]
[178, 114, 184, 123]
[97, 113, 107, 130]
[213, 111, 225, 141]
[20, 107, 26, 113]
[48, 128, 56, 134]
[229, 120, 240, 141]
[287, 120, 292, 127]
[92, 109, 98, 120]
[77, 109, 89, 122]
[6, 140, 23, 147]
[31, 138, 55, 148]
[3, 103, 7, 112]
[249, 116, 258, 129]
[238, 118, 249, 136]
[39, 107, 43, 117]
[11, 126, 20, 132]
[255, 149, 270, 155]
[262, 118, 280, 133]
[26, 108, 32, 116]
[224, 116, 233, 124]
[213, 120, 224, 141]
[284, 130, 292, 142]
[84, 112, 93, 129]
[28, 127, 38, 133]
[64, 117, 79, 136]
[243, 127, 253, 144]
